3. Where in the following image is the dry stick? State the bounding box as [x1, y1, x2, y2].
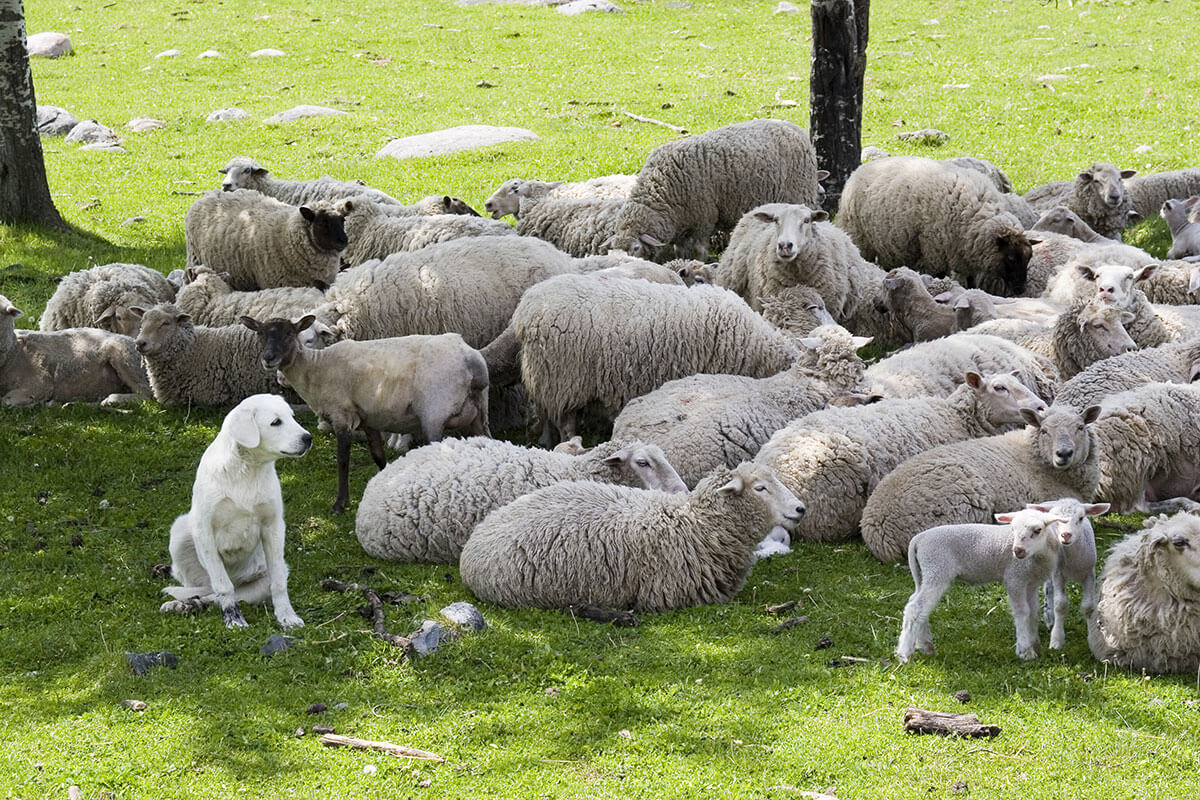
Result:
[319, 733, 444, 762]
[903, 707, 1001, 739]
[362, 588, 412, 649]
[622, 111, 688, 135]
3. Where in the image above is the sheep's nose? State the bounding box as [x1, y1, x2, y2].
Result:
[777, 241, 796, 259]
[1013, 546, 1027, 558]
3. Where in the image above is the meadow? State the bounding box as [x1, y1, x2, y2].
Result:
[2, 0, 1200, 797]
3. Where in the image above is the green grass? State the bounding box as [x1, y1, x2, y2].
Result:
[4, 0, 1200, 797]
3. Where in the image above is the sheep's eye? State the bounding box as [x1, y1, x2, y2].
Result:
[635, 459, 649, 468]
[270, 418, 282, 427]
[1032, 526, 1042, 535]
[993, 384, 1008, 393]
[754, 484, 768, 493]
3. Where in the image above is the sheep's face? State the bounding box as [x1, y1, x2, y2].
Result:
[751, 204, 828, 264]
[241, 315, 311, 372]
[1161, 198, 1192, 230]
[717, 464, 806, 531]
[1032, 205, 1087, 237]
[1080, 163, 1135, 209]
[604, 443, 688, 493]
[966, 371, 1047, 428]
[94, 303, 143, 337]
[441, 196, 481, 217]
[484, 179, 525, 218]
[993, 230, 1031, 295]
[1076, 263, 1157, 307]
[1146, 514, 1200, 593]
[1027, 498, 1109, 546]
[218, 157, 266, 192]
[299, 205, 349, 253]
[132, 305, 193, 356]
[1021, 404, 1101, 470]
[996, 508, 1055, 560]
[1076, 299, 1136, 358]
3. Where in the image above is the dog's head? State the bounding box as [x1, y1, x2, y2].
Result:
[223, 394, 312, 459]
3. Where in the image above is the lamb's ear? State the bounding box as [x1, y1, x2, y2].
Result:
[1082, 405, 1103, 424]
[812, 210, 830, 222]
[1074, 263, 1097, 281]
[953, 295, 971, 309]
[128, 306, 145, 319]
[226, 406, 261, 449]
[1132, 263, 1159, 282]
[815, 169, 830, 181]
[1025, 504, 1053, 513]
[965, 371, 983, 389]
[1019, 407, 1044, 428]
[299, 206, 316, 222]
[995, 512, 1016, 524]
[718, 473, 746, 495]
[1085, 503, 1111, 516]
[1120, 169, 1137, 179]
[2, 302, 22, 319]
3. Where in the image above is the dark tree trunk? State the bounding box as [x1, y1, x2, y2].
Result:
[809, 0, 870, 214]
[0, 0, 65, 228]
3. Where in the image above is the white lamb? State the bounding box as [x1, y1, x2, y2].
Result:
[1126, 168, 1200, 222]
[174, 266, 325, 328]
[39, 262, 177, 336]
[1036, 498, 1111, 651]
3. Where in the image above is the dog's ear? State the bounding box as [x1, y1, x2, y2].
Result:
[226, 407, 261, 449]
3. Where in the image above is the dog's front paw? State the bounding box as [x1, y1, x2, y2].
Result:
[221, 604, 249, 628]
[277, 613, 305, 630]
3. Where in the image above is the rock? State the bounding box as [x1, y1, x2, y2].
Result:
[27, 32, 72, 58]
[440, 601, 486, 632]
[79, 142, 127, 154]
[36, 106, 79, 137]
[311, 723, 335, 734]
[896, 128, 950, 146]
[774, 1, 799, 12]
[155, 49, 182, 58]
[261, 634, 295, 657]
[375, 125, 539, 160]
[306, 702, 327, 714]
[557, 0, 621, 13]
[125, 651, 179, 676]
[119, 699, 147, 712]
[198, 49, 223, 59]
[127, 117, 166, 133]
[65, 120, 120, 146]
[264, 105, 348, 124]
[206, 107, 250, 123]
[955, 689, 972, 704]
[250, 48, 286, 58]
[408, 620, 457, 657]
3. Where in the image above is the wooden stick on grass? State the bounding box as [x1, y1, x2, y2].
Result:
[319, 733, 445, 762]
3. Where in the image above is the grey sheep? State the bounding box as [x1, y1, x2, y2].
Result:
[513, 183, 625, 257]
[39, 262, 177, 336]
[1022, 232, 1151, 298]
[1055, 338, 1200, 411]
[483, 174, 637, 218]
[859, 403, 1103, 563]
[184, 189, 349, 291]
[835, 155, 1033, 295]
[459, 462, 805, 612]
[1126, 168, 1200, 221]
[340, 198, 515, 267]
[382, 194, 481, 217]
[354, 437, 687, 563]
[759, 284, 838, 336]
[1162, 196, 1200, 261]
[609, 118, 821, 261]
[1011, 295, 1137, 381]
[0, 294, 151, 406]
[945, 155, 1014, 194]
[218, 155, 403, 207]
[174, 265, 325, 328]
[1023, 162, 1138, 240]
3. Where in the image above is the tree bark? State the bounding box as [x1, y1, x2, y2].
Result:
[0, 0, 65, 228]
[809, 0, 869, 214]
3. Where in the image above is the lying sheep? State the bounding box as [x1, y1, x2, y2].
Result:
[218, 155, 402, 207]
[244, 315, 489, 514]
[879, 267, 958, 342]
[1023, 162, 1138, 240]
[1038, 498, 1111, 650]
[483, 174, 638, 218]
[1132, 259, 1200, 305]
[1163, 196, 1200, 260]
[383, 195, 480, 217]
[513, 182, 625, 257]
[1044, 261, 1157, 308]
[1022, 232, 1152, 298]
[895, 505, 1066, 663]
[1126, 168, 1200, 222]
[611, 324, 872, 487]
[354, 437, 687, 563]
[946, 155, 1014, 194]
[459, 462, 805, 612]
[1055, 337, 1200, 411]
[1030, 205, 1113, 243]
[836, 155, 1032, 295]
[755, 371, 1046, 544]
[339, 199, 515, 266]
[39, 262, 177, 336]
[0, 294, 151, 406]
[668, 259, 716, 287]
[1011, 295, 1137, 380]
[1090, 512, 1200, 673]
[184, 189, 349, 291]
[860, 404, 1103, 563]
[759, 284, 838, 337]
[609, 119, 821, 261]
[174, 266, 325, 328]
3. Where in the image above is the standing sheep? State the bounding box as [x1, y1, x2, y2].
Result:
[217, 156, 403, 207]
[39, 262, 177, 336]
[1038, 498, 1110, 651]
[1023, 162, 1138, 241]
[459, 462, 805, 612]
[339, 199, 515, 267]
[174, 266, 326, 328]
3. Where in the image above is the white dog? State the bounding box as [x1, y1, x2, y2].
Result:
[161, 394, 312, 628]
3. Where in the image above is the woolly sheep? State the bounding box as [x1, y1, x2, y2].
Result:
[1017, 296, 1137, 380]
[1163, 196, 1200, 261]
[835, 155, 1033, 295]
[1023, 162, 1138, 240]
[1126, 168, 1200, 221]
[513, 184, 624, 257]
[354, 437, 687, 563]
[758, 284, 838, 337]
[1035, 498, 1111, 651]
[895, 506, 1065, 663]
[611, 324, 872, 488]
[668, 259, 716, 287]
[339, 199, 515, 266]
[483, 174, 638, 218]
[243, 315, 489, 514]
[1131, 259, 1200, 305]
[0, 294, 151, 406]
[1044, 261, 1158, 308]
[382, 194, 481, 217]
[184, 189, 349, 291]
[945, 155, 1014, 194]
[39, 262, 177, 336]
[609, 118, 821, 261]
[755, 371, 1047, 544]
[1090, 512, 1200, 674]
[1055, 338, 1200, 411]
[1022, 233, 1152, 298]
[174, 265, 325, 328]
[860, 404, 1103, 563]
[218, 155, 402, 207]
[459, 462, 805, 612]
[1030, 205, 1113, 243]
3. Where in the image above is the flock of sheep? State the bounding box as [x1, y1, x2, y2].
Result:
[7, 116, 1200, 674]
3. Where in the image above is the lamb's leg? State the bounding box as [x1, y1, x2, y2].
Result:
[333, 430, 354, 515]
[896, 578, 950, 661]
[1048, 567, 1068, 650]
[363, 426, 387, 470]
[1008, 581, 1041, 660]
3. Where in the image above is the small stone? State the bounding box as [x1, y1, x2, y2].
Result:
[294, 727, 305, 737]
[376, 125, 539, 160]
[206, 108, 250, 123]
[333, 702, 349, 711]
[408, 620, 457, 657]
[955, 689, 971, 704]
[155, 49, 182, 58]
[65, 120, 121, 146]
[544, 687, 561, 696]
[952, 780, 969, 795]
[250, 48, 286, 58]
[127, 117, 166, 133]
[68, 787, 81, 800]
[261, 635, 295, 657]
[27, 32, 72, 58]
[440, 601, 486, 632]
[774, 1, 799, 13]
[98, 499, 110, 509]
[306, 702, 327, 715]
[120, 216, 147, 227]
[36, 105, 79, 137]
[150, 563, 172, 578]
[311, 723, 336, 735]
[476, 80, 496, 88]
[198, 49, 223, 58]
[815, 635, 833, 650]
[557, 0, 621, 14]
[119, 699, 147, 712]
[125, 651, 179, 676]
[263, 105, 348, 124]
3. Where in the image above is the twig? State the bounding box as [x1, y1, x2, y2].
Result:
[566, 604, 639, 627]
[362, 588, 412, 649]
[964, 747, 1027, 760]
[903, 707, 1000, 738]
[319, 733, 444, 762]
[622, 111, 687, 134]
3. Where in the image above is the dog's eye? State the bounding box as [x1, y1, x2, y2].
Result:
[270, 418, 283, 426]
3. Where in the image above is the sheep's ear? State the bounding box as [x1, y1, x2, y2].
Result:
[1074, 263, 1096, 280]
[299, 206, 316, 222]
[1120, 311, 1136, 324]
[953, 295, 971, 309]
[639, 233, 665, 247]
[602, 448, 630, 467]
[815, 169, 830, 181]
[994, 512, 1016, 524]
[296, 314, 316, 332]
[1085, 503, 1111, 516]
[226, 406, 261, 449]
[1187, 267, 1200, 294]
[1026, 236, 1043, 247]
[1120, 169, 1137, 179]
[1082, 405, 1102, 424]
[851, 335, 873, 349]
[3, 303, 22, 319]
[812, 210, 830, 222]
[882, 276, 903, 290]
[240, 316, 261, 332]
[217, 165, 230, 174]
[128, 306, 145, 319]
[964, 372, 984, 389]
[1019, 407, 1044, 428]
[752, 211, 776, 224]
[798, 336, 821, 350]
[718, 474, 746, 495]
[95, 305, 116, 325]
[1132, 263, 1158, 282]
[1078, 168, 1095, 182]
[252, 165, 268, 177]
[175, 312, 192, 325]
[1025, 503, 1053, 513]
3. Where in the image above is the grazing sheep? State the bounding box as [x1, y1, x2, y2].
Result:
[1037, 498, 1111, 651]
[354, 437, 687, 563]
[174, 266, 325, 328]
[835, 155, 1032, 295]
[459, 462, 805, 612]
[483, 174, 638, 218]
[860, 404, 1103, 563]
[1126, 168, 1200, 221]
[184, 189, 349, 291]
[755, 371, 1047, 544]
[339, 199, 515, 266]
[39, 262, 177, 336]
[1055, 337, 1200, 411]
[243, 315, 489, 514]
[1030, 205, 1113, 243]
[895, 506, 1066, 663]
[1023, 162, 1138, 240]
[609, 118, 821, 261]
[1163, 196, 1200, 261]
[0, 294, 151, 406]
[1090, 512, 1200, 674]
[513, 183, 624, 257]
[217, 155, 403, 207]
[611, 324, 872, 487]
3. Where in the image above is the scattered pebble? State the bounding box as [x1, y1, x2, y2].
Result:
[306, 702, 327, 715]
[36, 105, 79, 137]
[206, 108, 250, 123]
[263, 105, 348, 124]
[65, 120, 120, 146]
[155, 49, 182, 58]
[27, 32, 72, 58]
[557, 0, 621, 14]
[408, 621, 456, 657]
[545, 687, 561, 696]
[774, 1, 799, 13]
[333, 702, 350, 711]
[440, 601, 486, 632]
[955, 689, 972, 704]
[311, 723, 336, 735]
[295, 727, 305, 738]
[127, 117, 166, 133]
[260, 635, 295, 657]
[198, 49, 223, 59]
[952, 780, 969, 795]
[120, 216, 147, 227]
[815, 635, 834, 650]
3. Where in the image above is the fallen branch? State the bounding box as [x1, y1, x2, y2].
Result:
[567, 604, 639, 627]
[622, 111, 688, 134]
[903, 707, 1000, 739]
[362, 588, 412, 649]
[319, 733, 444, 762]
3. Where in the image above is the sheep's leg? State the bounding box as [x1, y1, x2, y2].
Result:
[1048, 568, 1068, 650]
[1008, 581, 1041, 659]
[1042, 575, 1056, 630]
[1079, 570, 1101, 645]
[363, 426, 387, 470]
[896, 580, 949, 661]
[333, 430, 354, 515]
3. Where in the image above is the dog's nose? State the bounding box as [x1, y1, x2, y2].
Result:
[301, 432, 313, 448]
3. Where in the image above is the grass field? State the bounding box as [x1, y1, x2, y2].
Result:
[3, 0, 1200, 798]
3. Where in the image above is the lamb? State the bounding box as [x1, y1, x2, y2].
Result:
[1126, 168, 1200, 221]
[610, 324, 872, 488]
[512, 183, 625, 257]
[354, 437, 687, 563]
[754, 371, 1047, 544]
[174, 266, 325, 328]
[859, 403, 1103, 563]
[895, 506, 1066, 663]
[184, 189, 349, 291]
[1089, 511, 1200, 674]
[835, 155, 1033, 295]
[0, 294, 151, 406]
[458, 462, 805, 612]
[39, 262, 177, 336]
[1054, 338, 1200, 411]
[1023, 162, 1138, 240]
[483, 174, 638, 218]
[1037, 498, 1111, 651]
[243, 315, 489, 514]
[339, 198, 515, 266]
[1163, 196, 1200, 260]
[217, 155, 403, 207]
[609, 118, 821, 261]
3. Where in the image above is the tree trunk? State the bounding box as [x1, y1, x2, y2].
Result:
[0, 0, 65, 228]
[809, 0, 869, 214]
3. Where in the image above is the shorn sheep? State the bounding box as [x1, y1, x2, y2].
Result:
[860, 404, 1103, 563]
[1023, 162, 1138, 240]
[459, 462, 805, 613]
[354, 437, 688, 563]
[39, 262, 177, 336]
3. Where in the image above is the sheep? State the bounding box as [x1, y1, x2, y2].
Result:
[608, 118, 821, 261]
[1018, 295, 1137, 381]
[217, 155, 403, 207]
[754, 371, 1047, 544]
[314, 236, 577, 348]
[1126, 168, 1200, 221]
[667, 259, 716, 287]
[1030, 205, 1113, 243]
[610, 324, 872, 488]
[758, 284, 840, 337]
[1055, 337, 1200, 411]
[483, 174, 638, 218]
[1036, 498, 1111, 650]
[835, 155, 1032, 295]
[130, 304, 289, 407]
[1044, 261, 1158, 308]
[184, 189, 349, 291]
[878, 267, 959, 343]
[174, 266, 325, 328]
[1163, 196, 1200, 260]
[945, 155, 1014, 194]
[458, 462, 806, 613]
[0, 294, 152, 406]
[1132, 260, 1200, 305]
[354, 437, 687, 563]
[1023, 162, 1138, 240]
[1090, 512, 1200, 674]
[1022, 233, 1152, 298]
[895, 506, 1066, 663]
[859, 403, 1103, 563]
[339, 199, 516, 266]
[383, 194, 481, 217]
[513, 184, 625, 257]
[39, 262, 177, 336]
